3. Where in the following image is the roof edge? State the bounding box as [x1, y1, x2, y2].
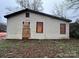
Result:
[4, 8, 72, 22]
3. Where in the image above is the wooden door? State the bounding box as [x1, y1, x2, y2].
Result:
[22, 22, 30, 39]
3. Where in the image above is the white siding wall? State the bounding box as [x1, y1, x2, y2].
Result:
[7, 13, 25, 39]
[7, 12, 70, 39]
[29, 13, 69, 39]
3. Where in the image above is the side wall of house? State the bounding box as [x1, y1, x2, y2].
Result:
[7, 12, 70, 39]
[29, 13, 69, 39]
[7, 13, 26, 39]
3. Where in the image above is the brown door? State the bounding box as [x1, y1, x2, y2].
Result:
[22, 22, 30, 39]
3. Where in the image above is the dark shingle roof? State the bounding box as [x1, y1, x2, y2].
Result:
[4, 8, 72, 22]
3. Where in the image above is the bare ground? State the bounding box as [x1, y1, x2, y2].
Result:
[0, 39, 79, 58]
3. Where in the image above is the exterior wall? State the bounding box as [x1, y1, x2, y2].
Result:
[7, 12, 70, 39]
[7, 13, 26, 39]
[45, 17, 69, 39]
[29, 13, 69, 39]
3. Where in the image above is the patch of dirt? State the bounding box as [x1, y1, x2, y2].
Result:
[0, 39, 79, 58]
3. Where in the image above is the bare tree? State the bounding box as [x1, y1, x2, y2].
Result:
[65, 0, 79, 18]
[66, 0, 79, 9]
[75, 18, 79, 24]
[17, 0, 30, 8]
[16, 0, 43, 11]
[5, 6, 21, 14]
[52, 2, 68, 18]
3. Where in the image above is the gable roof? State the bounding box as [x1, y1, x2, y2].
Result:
[4, 8, 72, 22]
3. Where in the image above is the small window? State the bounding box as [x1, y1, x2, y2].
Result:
[60, 24, 66, 34]
[36, 22, 43, 33]
[26, 12, 29, 17]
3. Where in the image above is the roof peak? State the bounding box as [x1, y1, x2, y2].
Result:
[4, 8, 72, 22]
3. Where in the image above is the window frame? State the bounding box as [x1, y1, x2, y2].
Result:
[36, 22, 43, 33]
[26, 12, 29, 17]
[60, 23, 66, 34]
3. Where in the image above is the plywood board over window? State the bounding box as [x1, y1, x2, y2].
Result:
[60, 24, 66, 34]
[36, 22, 43, 33]
[22, 22, 30, 39]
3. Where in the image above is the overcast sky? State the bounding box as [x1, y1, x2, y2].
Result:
[0, 0, 79, 24]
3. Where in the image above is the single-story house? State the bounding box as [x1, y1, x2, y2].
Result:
[4, 8, 72, 39]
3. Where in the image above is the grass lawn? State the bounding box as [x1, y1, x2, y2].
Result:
[0, 39, 79, 58]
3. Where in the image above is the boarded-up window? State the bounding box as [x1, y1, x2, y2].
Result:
[60, 24, 66, 34]
[36, 22, 43, 33]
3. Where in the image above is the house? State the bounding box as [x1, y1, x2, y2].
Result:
[4, 8, 72, 39]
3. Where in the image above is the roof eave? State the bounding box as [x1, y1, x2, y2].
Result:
[4, 8, 72, 22]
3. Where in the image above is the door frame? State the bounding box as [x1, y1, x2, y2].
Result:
[22, 21, 30, 39]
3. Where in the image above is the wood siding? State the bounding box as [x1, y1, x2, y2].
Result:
[6, 12, 70, 39]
